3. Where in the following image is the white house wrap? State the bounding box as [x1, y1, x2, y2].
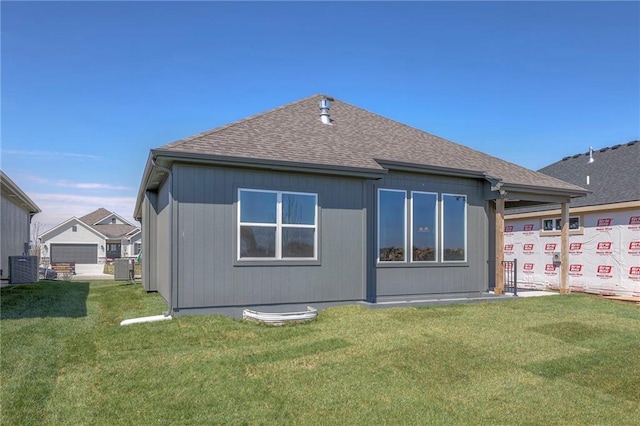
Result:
[505, 210, 640, 296]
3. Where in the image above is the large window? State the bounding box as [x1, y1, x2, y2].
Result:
[378, 189, 407, 261]
[377, 189, 467, 263]
[411, 192, 437, 262]
[442, 194, 467, 262]
[238, 189, 317, 260]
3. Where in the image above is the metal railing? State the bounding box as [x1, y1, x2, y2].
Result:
[502, 259, 518, 296]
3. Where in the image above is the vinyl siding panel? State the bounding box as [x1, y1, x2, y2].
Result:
[142, 192, 157, 292]
[1, 195, 31, 278]
[173, 164, 366, 310]
[155, 180, 171, 303]
[374, 171, 489, 299]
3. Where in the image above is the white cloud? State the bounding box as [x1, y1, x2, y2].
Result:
[60, 182, 134, 190]
[2, 149, 101, 160]
[30, 193, 138, 231]
[17, 174, 133, 191]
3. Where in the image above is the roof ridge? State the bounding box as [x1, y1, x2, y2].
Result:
[162, 94, 323, 150]
[560, 139, 640, 161]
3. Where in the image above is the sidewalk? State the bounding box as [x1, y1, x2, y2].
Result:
[489, 289, 560, 298]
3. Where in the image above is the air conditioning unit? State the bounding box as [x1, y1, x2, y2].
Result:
[9, 256, 38, 284]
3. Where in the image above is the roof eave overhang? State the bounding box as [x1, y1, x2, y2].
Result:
[154, 149, 387, 178]
[373, 159, 583, 200]
[506, 200, 640, 219]
[134, 153, 158, 220]
[374, 159, 489, 179]
[0, 171, 42, 214]
[500, 182, 590, 199]
[126, 228, 141, 237]
[133, 150, 387, 220]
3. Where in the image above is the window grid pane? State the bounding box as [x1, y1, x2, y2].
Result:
[240, 190, 277, 224]
[240, 226, 276, 258]
[412, 192, 437, 262]
[283, 193, 316, 225]
[282, 228, 315, 258]
[442, 194, 466, 262]
[378, 189, 406, 262]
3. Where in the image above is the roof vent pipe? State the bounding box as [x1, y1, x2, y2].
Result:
[319, 96, 334, 125]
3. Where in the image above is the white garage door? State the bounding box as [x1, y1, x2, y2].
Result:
[50, 244, 98, 264]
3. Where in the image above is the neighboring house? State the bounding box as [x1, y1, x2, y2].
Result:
[505, 141, 640, 296]
[134, 94, 588, 317]
[1, 171, 41, 279]
[39, 208, 141, 270]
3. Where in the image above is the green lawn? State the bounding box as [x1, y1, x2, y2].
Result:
[1, 282, 639, 425]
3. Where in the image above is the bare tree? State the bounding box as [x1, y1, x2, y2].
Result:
[30, 221, 44, 264]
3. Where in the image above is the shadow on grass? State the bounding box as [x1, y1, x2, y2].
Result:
[525, 342, 640, 402]
[243, 338, 351, 364]
[527, 321, 609, 344]
[0, 281, 89, 319]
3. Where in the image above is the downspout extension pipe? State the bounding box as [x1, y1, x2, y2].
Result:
[120, 312, 172, 326]
[150, 157, 175, 315]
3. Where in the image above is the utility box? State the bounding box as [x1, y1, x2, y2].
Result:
[9, 256, 38, 284]
[553, 252, 561, 263]
[114, 259, 134, 281]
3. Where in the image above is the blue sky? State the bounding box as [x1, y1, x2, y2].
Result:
[2, 1, 638, 230]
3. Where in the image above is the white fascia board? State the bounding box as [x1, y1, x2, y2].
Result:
[39, 217, 108, 241]
[93, 211, 133, 226]
[126, 228, 141, 236]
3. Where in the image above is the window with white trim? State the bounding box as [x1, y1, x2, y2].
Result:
[542, 216, 580, 232]
[378, 189, 407, 261]
[442, 194, 467, 262]
[238, 189, 317, 260]
[411, 191, 437, 262]
[377, 190, 467, 264]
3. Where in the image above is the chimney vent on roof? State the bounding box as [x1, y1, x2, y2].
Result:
[319, 96, 334, 125]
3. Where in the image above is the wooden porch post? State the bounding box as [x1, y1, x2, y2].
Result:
[560, 202, 570, 294]
[494, 198, 505, 295]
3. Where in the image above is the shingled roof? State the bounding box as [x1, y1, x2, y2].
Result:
[156, 94, 586, 194]
[79, 208, 138, 238]
[538, 140, 640, 208]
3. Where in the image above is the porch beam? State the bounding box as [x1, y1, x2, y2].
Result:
[560, 202, 570, 294]
[494, 198, 505, 294]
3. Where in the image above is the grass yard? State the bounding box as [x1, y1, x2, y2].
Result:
[1, 282, 639, 425]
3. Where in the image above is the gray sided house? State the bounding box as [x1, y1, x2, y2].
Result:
[134, 95, 588, 316]
[1, 171, 41, 279]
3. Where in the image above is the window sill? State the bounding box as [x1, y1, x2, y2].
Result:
[234, 259, 321, 267]
[377, 262, 469, 268]
[540, 229, 584, 237]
